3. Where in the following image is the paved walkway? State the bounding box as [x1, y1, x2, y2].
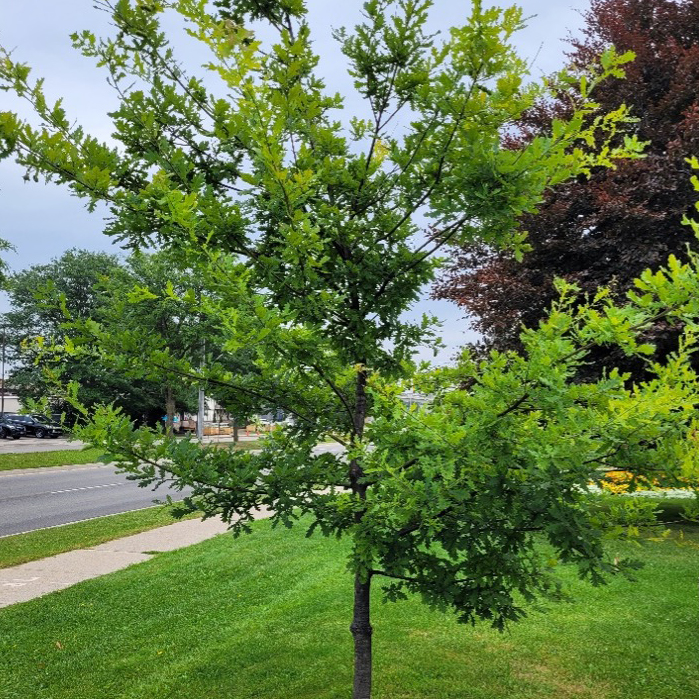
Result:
[0, 510, 270, 608]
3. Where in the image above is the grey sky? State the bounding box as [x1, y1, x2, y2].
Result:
[0, 0, 590, 361]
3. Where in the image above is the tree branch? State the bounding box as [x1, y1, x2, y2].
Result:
[117, 446, 266, 496]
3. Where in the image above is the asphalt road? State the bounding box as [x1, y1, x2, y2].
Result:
[0, 463, 189, 537]
[0, 443, 344, 538]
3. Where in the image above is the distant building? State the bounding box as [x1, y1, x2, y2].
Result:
[0, 381, 20, 413]
[398, 391, 431, 409]
[180, 396, 233, 433]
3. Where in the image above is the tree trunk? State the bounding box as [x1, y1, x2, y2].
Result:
[165, 384, 175, 437]
[351, 573, 373, 699]
[232, 417, 239, 443]
[349, 367, 372, 698]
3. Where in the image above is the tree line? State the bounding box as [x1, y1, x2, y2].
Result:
[2, 248, 260, 432]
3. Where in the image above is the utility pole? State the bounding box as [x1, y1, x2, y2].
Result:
[196, 339, 205, 441]
[196, 387, 205, 441]
[194, 285, 205, 442]
[1, 326, 5, 415]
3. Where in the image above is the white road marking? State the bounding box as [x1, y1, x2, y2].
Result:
[48, 482, 124, 495]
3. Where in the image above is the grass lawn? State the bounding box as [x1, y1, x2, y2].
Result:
[207, 439, 263, 451]
[1, 520, 698, 698]
[0, 440, 263, 472]
[0, 507, 201, 570]
[0, 448, 105, 471]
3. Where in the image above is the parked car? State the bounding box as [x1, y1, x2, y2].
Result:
[0, 417, 26, 440]
[0, 413, 62, 438]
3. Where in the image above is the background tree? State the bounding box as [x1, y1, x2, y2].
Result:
[2, 2, 696, 698]
[205, 344, 263, 440]
[435, 0, 699, 377]
[1, 249, 146, 422]
[0, 238, 13, 286]
[2, 248, 200, 425]
[97, 251, 206, 432]
[92, 250, 262, 434]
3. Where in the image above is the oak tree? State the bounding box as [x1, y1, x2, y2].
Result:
[2, 2, 698, 697]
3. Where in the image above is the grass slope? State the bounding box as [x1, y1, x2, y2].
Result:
[0, 448, 104, 471]
[1, 521, 698, 699]
[0, 507, 200, 570]
[0, 440, 262, 472]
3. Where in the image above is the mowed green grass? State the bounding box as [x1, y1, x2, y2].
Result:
[0, 448, 105, 471]
[0, 507, 201, 570]
[1, 521, 698, 699]
[0, 440, 263, 472]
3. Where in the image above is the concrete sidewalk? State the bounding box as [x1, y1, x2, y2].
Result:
[0, 510, 270, 608]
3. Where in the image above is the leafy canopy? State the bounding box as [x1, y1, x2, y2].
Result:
[1, 1, 696, 696]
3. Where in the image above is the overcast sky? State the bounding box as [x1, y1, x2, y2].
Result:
[0, 0, 590, 361]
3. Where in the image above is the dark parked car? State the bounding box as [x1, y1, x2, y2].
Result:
[1, 413, 62, 438]
[0, 417, 26, 440]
